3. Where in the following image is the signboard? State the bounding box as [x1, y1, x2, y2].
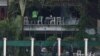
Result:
[32, 11, 38, 19]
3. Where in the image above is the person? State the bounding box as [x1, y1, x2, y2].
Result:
[68, 45, 73, 56]
[41, 47, 47, 56]
[91, 47, 95, 54]
[34, 46, 42, 56]
[52, 42, 57, 56]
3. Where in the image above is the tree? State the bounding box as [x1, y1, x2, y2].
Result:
[0, 16, 22, 39]
[0, 15, 22, 56]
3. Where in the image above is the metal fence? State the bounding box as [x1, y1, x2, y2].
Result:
[0, 38, 100, 56]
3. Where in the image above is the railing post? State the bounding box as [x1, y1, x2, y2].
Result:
[84, 38, 88, 56]
[3, 38, 7, 56]
[31, 38, 34, 56]
[57, 38, 61, 56]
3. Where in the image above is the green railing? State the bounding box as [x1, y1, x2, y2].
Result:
[0, 41, 100, 47]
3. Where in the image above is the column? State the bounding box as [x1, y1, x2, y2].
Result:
[57, 38, 61, 56]
[31, 38, 34, 56]
[84, 38, 88, 56]
[3, 38, 7, 56]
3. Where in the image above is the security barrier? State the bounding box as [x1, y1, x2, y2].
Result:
[0, 38, 100, 56]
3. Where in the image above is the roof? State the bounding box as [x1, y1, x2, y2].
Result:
[0, 0, 7, 6]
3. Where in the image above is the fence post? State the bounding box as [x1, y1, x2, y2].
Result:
[84, 38, 88, 56]
[3, 38, 7, 56]
[57, 38, 61, 56]
[31, 38, 34, 56]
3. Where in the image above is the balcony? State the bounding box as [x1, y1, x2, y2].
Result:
[23, 16, 79, 31]
[0, 0, 7, 6]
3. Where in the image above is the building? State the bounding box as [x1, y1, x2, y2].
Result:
[0, 0, 7, 20]
[23, 0, 97, 40]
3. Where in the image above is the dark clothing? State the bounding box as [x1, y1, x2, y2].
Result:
[34, 46, 42, 56]
[68, 46, 73, 56]
[52, 46, 57, 56]
[52, 42, 57, 56]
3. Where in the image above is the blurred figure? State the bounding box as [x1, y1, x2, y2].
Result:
[41, 47, 47, 56]
[68, 45, 73, 56]
[34, 46, 42, 56]
[52, 42, 57, 56]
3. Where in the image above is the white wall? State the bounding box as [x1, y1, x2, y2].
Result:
[0, 0, 7, 6]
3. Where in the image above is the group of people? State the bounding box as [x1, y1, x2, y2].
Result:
[34, 45, 96, 56]
[34, 46, 58, 56]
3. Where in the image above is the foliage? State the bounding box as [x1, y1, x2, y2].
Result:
[47, 35, 57, 41]
[0, 20, 9, 37]
[0, 15, 22, 40]
[8, 0, 20, 18]
[63, 36, 78, 41]
[74, 2, 89, 39]
[75, 31, 88, 40]
[12, 15, 22, 40]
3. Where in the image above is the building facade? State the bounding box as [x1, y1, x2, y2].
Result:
[23, 6, 80, 40]
[23, 0, 97, 40]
